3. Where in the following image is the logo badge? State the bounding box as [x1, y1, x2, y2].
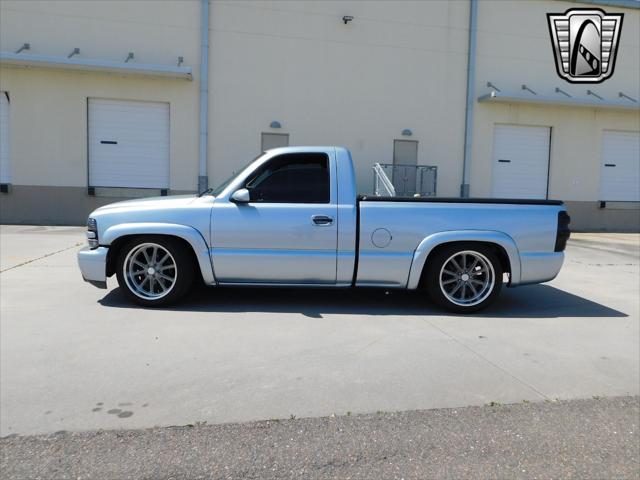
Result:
[547, 8, 623, 83]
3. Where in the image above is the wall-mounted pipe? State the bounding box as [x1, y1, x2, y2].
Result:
[460, 0, 478, 198]
[198, 0, 209, 193]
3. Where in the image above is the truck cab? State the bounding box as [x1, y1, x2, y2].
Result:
[208, 147, 357, 285]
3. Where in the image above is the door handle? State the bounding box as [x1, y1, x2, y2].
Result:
[311, 215, 334, 226]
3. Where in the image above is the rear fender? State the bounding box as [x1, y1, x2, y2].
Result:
[406, 230, 521, 289]
[101, 223, 216, 285]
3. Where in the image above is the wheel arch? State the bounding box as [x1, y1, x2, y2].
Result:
[406, 231, 521, 290]
[102, 223, 215, 285]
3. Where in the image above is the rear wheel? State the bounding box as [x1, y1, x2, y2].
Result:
[116, 236, 194, 307]
[425, 243, 503, 313]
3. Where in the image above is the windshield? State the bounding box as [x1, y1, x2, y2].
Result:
[206, 154, 264, 196]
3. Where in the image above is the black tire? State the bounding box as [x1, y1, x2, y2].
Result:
[424, 243, 503, 313]
[115, 236, 195, 307]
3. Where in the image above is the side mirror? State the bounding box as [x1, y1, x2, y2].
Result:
[230, 188, 250, 203]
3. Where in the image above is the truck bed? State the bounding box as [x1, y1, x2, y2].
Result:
[355, 196, 566, 288]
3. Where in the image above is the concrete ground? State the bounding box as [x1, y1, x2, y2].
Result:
[0, 226, 639, 439]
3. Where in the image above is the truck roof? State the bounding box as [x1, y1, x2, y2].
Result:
[263, 146, 349, 155]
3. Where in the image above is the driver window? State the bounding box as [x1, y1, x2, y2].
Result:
[245, 153, 330, 204]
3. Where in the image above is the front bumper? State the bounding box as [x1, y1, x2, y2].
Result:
[77, 246, 108, 289]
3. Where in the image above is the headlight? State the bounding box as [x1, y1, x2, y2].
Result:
[87, 217, 98, 249]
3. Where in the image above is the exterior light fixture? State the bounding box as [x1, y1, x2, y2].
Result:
[342, 15, 354, 24]
[555, 87, 571, 98]
[521, 84, 537, 95]
[67, 48, 80, 59]
[125, 52, 134, 63]
[15, 43, 30, 54]
[270, 121, 282, 129]
[619, 92, 637, 103]
[586, 89, 603, 100]
[401, 129, 413, 136]
[177, 56, 184, 67]
[486, 81, 501, 92]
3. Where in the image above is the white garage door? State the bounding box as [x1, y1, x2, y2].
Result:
[0, 92, 10, 183]
[599, 131, 640, 202]
[491, 125, 550, 199]
[88, 99, 169, 189]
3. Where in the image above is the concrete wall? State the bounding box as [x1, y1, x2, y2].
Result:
[472, 103, 640, 229]
[475, 0, 639, 100]
[0, 0, 200, 66]
[207, 0, 470, 195]
[0, 0, 638, 229]
[0, 186, 194, 225]
[472, 0, 640, 230]
[1, 0, 472, 225]
[0, 0, 201, 223]
[0, 69, 198, 190]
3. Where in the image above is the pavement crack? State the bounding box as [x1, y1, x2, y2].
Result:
[421, 317, 551, 401]
[0, 243, 84, 274]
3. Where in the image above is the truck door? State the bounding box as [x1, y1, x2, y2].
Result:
[210, 152, 338, 284]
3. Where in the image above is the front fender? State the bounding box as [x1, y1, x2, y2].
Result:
[101, 223, 216, 285]
[406, 230, 521, 289]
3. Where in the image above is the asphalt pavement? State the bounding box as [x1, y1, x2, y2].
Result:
[2, 396, 638, 479]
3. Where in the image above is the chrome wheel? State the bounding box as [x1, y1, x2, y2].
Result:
[123, 243, 177, 300]
[439, 250, 495, 307]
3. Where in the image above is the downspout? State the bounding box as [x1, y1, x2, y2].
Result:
[198, 0, 209, 193]
[460, 0, 478, 198]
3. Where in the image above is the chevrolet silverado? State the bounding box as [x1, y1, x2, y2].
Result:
[78, 146, 570, 312]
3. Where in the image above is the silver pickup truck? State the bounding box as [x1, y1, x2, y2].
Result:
[78, 146, 570, 313]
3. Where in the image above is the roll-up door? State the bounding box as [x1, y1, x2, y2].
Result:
[88, 99, 169, 188]
[599, 130, 640, 202]
[491, 125, 551, 199]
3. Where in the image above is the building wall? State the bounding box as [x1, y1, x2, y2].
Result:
[475, 1, 639, 99]
[0, 69, 198, 189]
[0, 0, 201, 66]
[0, 0, 201, 223]
[1, 0, 472, 224]
[472, 0, 640, 229]
[0, 0, 638, 230]
[207, 0, 470, 195]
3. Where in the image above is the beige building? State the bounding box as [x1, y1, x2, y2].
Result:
[0, 0, 638, 229]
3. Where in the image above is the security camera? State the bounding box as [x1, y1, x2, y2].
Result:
[342, 15, 354, 24]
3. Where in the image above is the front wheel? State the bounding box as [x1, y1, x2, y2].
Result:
[424, 244, 503, 313]
[115, 236, 194, 307]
